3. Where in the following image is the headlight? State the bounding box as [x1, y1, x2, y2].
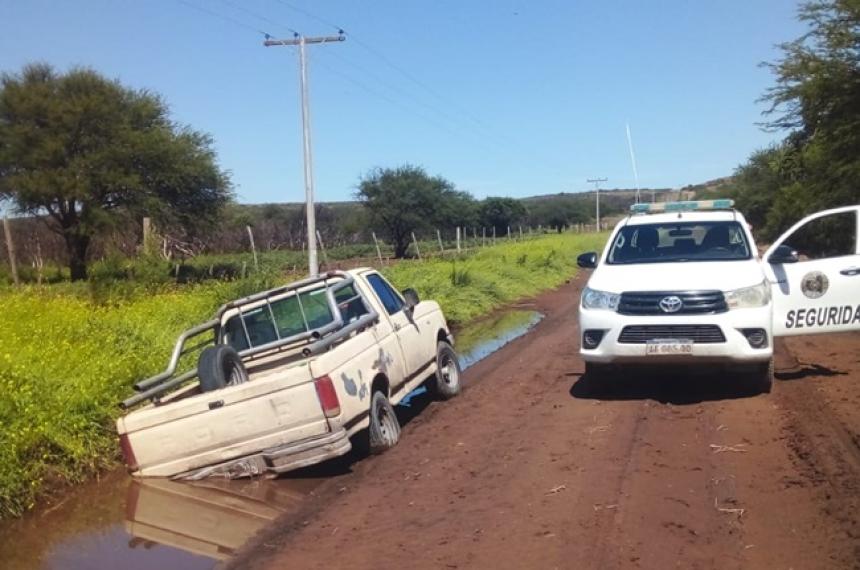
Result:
[582, 287, 620, 310]
[725, 281, 770, 309]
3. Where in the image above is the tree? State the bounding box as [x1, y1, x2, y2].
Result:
[357, 165, 473, 258]
[753, 0, 860, 231]
[478, 197, 527, 234]
[0, 64, 231, 280]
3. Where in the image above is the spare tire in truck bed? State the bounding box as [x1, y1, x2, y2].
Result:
[197, 345, 249, 392]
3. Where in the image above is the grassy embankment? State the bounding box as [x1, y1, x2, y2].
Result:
[0, 232, 606, 519]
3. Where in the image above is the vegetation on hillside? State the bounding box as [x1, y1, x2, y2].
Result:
[720, 0, 860, 239]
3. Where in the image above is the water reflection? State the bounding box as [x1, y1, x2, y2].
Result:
[124, 478, 314, 562]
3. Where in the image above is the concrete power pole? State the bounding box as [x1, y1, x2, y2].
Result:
[587, 178, 608, 232]
[265, 33, 345, 276]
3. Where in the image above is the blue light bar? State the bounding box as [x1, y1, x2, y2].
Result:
[630, 199, 735, 214]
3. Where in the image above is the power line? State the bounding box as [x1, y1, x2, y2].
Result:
[268, 0, 497, 136]
[270, 0, 343, 33]
[175, 0, 270, 37]
[218, 0, 299, 36]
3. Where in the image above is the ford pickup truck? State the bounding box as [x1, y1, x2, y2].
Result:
[117, 268, 461, 479]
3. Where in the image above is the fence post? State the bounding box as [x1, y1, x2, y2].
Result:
[316, 230, 329, 269]
[437, 229, 444, 253]
[482, 227, 486, 247]
[411, 231, 421, 260]
[371, 232, 384, 266]
[492, 226, 496, 245]
[246, 225, 259, 271]
[142, 217, 153, 255]
[2, 215, 19, 286]
[507, 226, 511, 240]
[518, 225, 523, 240]
[456, 227, 461, 253]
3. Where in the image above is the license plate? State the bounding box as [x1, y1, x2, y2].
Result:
[646, 339, 693, 355]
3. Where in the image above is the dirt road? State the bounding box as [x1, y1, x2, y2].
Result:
[232, 272, 860, 570]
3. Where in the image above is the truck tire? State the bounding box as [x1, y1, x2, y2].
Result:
[752, 359, 773, 394]
[585, 362, 608, 381]
[197, 345, 249, 393]
[429, 341, 462, 400]
[369, 390, 400, 454]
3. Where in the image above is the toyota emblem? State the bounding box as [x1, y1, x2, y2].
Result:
[659, 295, 683, 313]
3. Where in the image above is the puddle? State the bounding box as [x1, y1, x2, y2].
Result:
[0, 309, 542, 569]
[0, 470, 325, 570]
[455, 309, 543, 369]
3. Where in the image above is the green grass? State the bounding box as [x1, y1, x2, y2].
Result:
[0, 232, 606, 519]
[385, 233, 607, 324]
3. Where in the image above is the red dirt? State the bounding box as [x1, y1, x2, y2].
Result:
[230, 272, 860, 570]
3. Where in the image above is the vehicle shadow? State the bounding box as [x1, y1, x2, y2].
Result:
[775, 363, 846, 382]
[570, 367, 763, 405]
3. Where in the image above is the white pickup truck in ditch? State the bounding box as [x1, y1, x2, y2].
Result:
[117, 269, 461, 480]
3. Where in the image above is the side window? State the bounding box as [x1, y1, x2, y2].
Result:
[366, 274, 404, 315]
[782, 211, 857, 261]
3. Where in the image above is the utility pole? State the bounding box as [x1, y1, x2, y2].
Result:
[265, 32, 345, 276]
[587, 178, 607, 232]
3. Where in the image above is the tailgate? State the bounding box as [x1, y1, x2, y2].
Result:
[118, 362, 330, 477]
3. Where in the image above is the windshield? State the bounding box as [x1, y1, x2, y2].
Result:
[607, 220, 751, 264]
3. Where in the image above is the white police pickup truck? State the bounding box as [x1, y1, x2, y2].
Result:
[577, 200, 860, 392]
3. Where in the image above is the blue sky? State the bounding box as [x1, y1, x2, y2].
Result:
[0, 0, 805, 203]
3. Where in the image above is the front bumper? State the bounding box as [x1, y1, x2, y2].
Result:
[579, 305, 773, 364]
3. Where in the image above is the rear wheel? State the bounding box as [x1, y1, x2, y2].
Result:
[369, 390, 401, 454]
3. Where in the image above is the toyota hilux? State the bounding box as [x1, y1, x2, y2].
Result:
[576, 200, 860, 392]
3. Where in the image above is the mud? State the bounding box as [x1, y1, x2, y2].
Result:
[229, 273, 860, 570]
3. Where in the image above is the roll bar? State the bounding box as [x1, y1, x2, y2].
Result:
[121, 271, 378, 410]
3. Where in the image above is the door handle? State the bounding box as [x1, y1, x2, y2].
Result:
[840, 267, 860, 276]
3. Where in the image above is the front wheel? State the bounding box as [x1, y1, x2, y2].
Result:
[752, 359, 773, 394]
[429, 341, 462, 400]
[369, 390, 401, 454]
[585, 361, 609, 381]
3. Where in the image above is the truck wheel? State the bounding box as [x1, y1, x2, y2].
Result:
[197, 345, 249, 393]
[429, 341, 462, 400]
[585, 362, 608, 381]
[369, 390, 401, 454]
[752, 359, 773, 394]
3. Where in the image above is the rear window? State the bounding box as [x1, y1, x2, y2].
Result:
[607, 221, 751, 264]
[223, 284, 364, 351]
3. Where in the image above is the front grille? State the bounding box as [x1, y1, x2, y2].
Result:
[618, 291, 727, 315]
[618, 325, 726, 344]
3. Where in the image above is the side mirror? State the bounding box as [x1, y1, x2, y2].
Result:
[768, 245, 799, 264]
[403, 288, 420, 312]
[577, 252, 598, 269]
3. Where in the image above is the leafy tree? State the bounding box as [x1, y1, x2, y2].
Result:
[478, 197, 527, 234]
[0, 64, 231, 279]
[357, 165, 473, 258]
[750, 0, 860, 233]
